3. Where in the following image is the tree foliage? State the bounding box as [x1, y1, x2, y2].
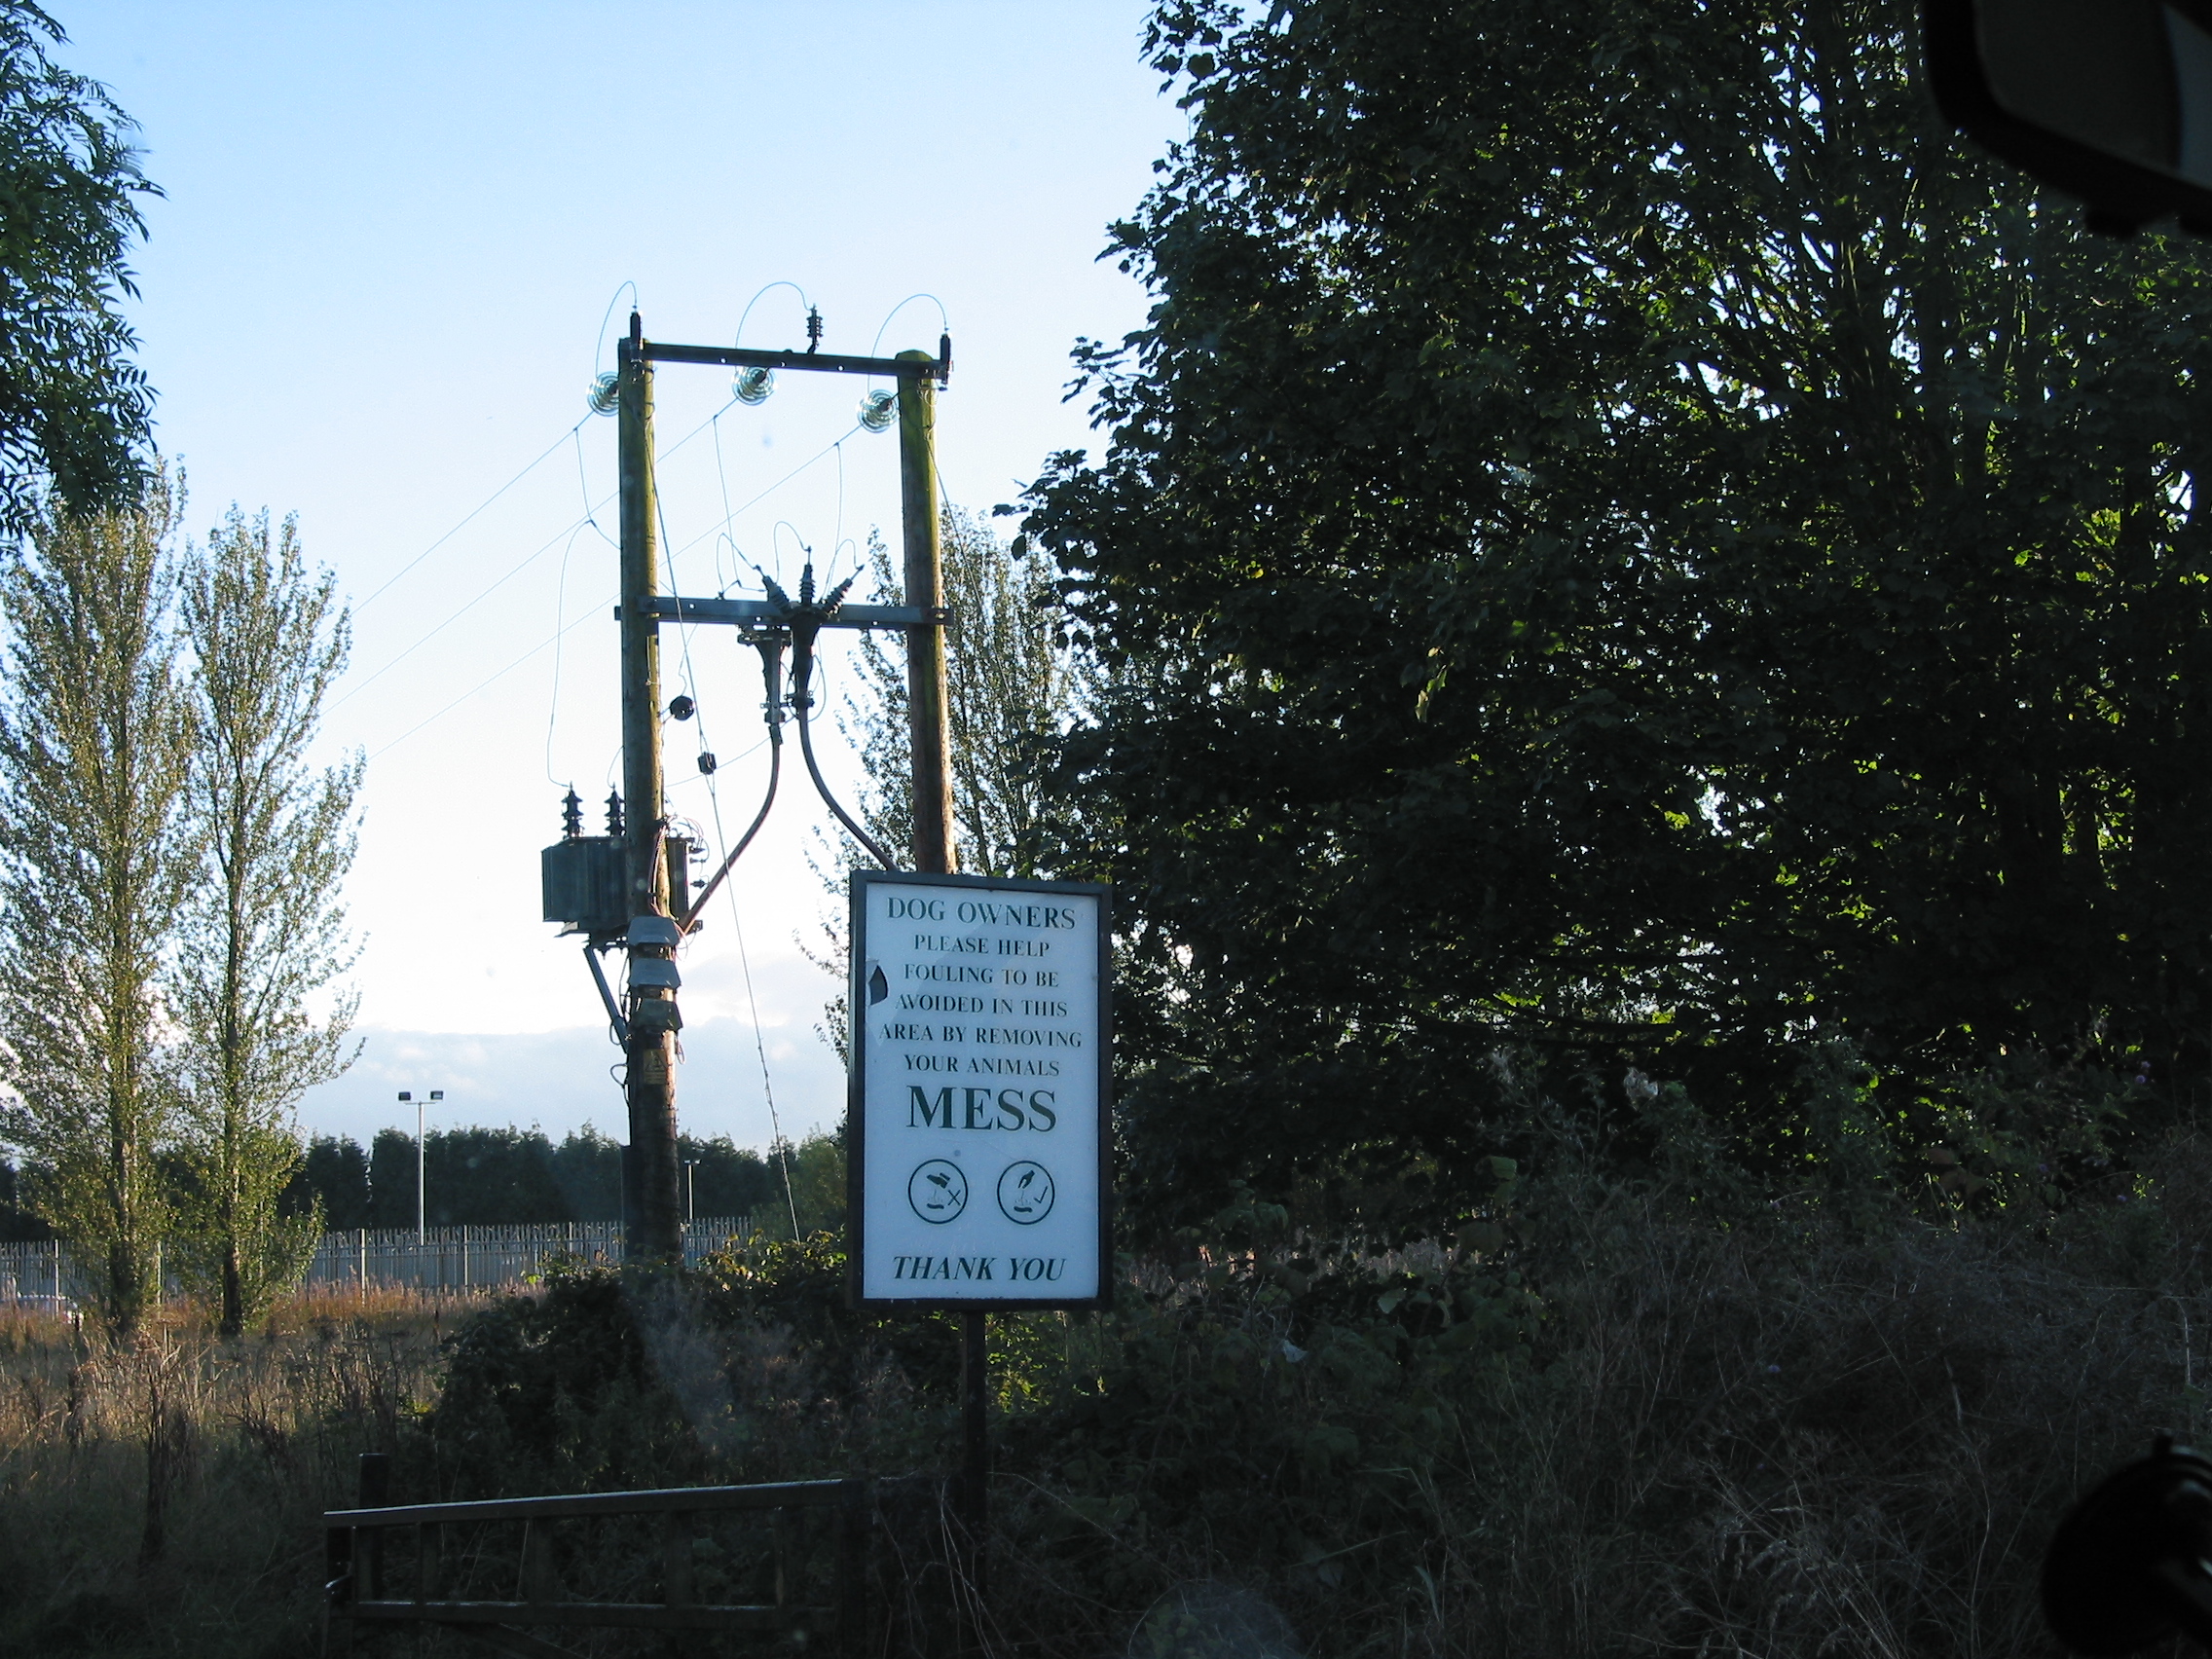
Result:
[1024, 0, 2212, 1226]
[322, 1124, 790, 1230]
[849, 506, 1084, 878]
[0, 490, 368, 1332]
[170, 508, 359, 1334]
[0, 2, 157, 528]
[813, 508, 1089, 1056]
[0, 479, 192, 1332]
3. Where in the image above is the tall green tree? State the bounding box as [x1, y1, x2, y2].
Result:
[0, 479, 192, 1332]
[1025, 0, 2212, 1225]
[849, 506, 1085, 877]
[812, 509, 1090, 1063]
[171, 507, 359, 1335]
[0, 3, 158, 527]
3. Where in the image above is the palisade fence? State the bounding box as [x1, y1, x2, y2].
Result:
[0, 1216, 757, 1310]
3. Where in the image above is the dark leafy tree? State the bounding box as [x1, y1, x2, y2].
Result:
[0, 3, 157, 527]
[676, 1134, 783, 1222]
[0, 1157, 50, 1240]
[546, 1125, 623, 1224]
[1025, 0, 2212, 1227]
[295, 1134, 370, 1232]
[331, 1124, 782, 1229]
[370, 1127, 568, 1229]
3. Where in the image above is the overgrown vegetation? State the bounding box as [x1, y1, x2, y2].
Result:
[0, 1291, 450, 1658]
[0, 1058, 2190, 1657]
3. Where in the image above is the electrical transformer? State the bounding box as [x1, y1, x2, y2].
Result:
[541, 836, 627, 938]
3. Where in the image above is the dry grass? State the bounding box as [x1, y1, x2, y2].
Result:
[0, 1290, 468, 1657]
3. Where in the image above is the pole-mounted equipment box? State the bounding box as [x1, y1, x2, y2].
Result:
[540, 837, 627, 938]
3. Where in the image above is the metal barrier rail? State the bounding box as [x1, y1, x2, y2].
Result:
[325, 1458, 866, 1655]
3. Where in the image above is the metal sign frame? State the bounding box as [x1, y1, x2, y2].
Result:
[846, 868, 1111, 1312]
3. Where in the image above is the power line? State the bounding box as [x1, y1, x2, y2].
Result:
[701, 761, 803, 1241]
[665, 426, 862, 570]
[336, 401, 750, 717]
[592, 281, 640, 377]
[350, 411, 863, 766]
[543, 517, 595, 786]
[655, 432, 800, 1235]
[868, 293, 949, 360]
[353, 420, 587, 615]
[366, 596, 608, 761]
[332, 505, 601, 713]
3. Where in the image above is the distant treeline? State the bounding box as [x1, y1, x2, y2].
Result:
[292, 1126, 837, 1231]
[0, 1125, 845, 1238]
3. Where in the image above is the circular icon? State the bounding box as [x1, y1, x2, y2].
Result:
[996, 1161, 1055, 1226]
[907, 1160, 968, 1224]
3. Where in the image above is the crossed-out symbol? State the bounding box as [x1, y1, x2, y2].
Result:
[907, 1160, 968, 1224]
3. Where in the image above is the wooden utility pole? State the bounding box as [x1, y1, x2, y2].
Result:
[898, 349, 956, 877]
[897, 346, 985, 1603]
[617, 312, 682, 1261]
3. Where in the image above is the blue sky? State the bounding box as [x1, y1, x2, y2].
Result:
[55, 3, 1178, 1150]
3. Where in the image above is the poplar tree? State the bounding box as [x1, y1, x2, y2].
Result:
[850, 506, 1084, 877]
[0, 480, 192, 1333]
[810, 509, 1088, 1061]
[171, 507, 359, 1336]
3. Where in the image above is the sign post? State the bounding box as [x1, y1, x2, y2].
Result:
[847, 869, 1111, 1608]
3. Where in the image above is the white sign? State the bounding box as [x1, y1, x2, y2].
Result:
[848, 871, 1110, 1309]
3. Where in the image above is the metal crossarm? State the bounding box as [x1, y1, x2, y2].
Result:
[617, 595, 949, 629]
[638, 341, 946, 381]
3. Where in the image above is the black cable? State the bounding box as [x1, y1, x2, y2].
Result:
[790, 619, 899, 870]
[683, 639, 789, 929]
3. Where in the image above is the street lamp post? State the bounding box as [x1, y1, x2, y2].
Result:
[682, 1159, 699, 1226]
[398, 1089, 444, 1241]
